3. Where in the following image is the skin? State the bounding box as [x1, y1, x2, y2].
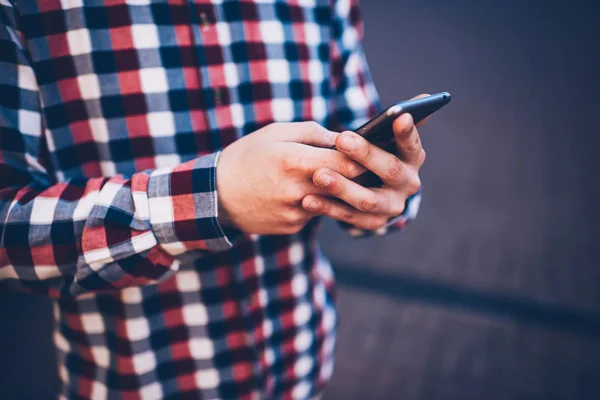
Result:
[217, 95, 429, 234]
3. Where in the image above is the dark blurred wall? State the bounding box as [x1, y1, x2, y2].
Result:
[322, 0, 600, 399]
[1, 0, 600, 399]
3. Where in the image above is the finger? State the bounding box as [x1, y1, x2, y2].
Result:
[410, 93, 431, 127]
[308, 148, 368, 179]
[302, 194, 390, 231]
[296, 181, 332, 200]
[392, 113, 426, 168]
[278, 121, 340, 148]
[290, 146, 367, 179]
[334, 131, 411, 187]
[312, 168, 406, 215]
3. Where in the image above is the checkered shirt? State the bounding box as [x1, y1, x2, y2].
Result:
[0, 0, 421, 398]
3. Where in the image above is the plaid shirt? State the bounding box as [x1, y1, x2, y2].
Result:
[0, 0, 420, 398]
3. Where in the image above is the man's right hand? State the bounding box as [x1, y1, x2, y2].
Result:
[216, 122, 366, 235]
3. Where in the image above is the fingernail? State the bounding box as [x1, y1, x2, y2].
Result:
[317, 173, 332, 186]
[338, 136, 355, 151]
[306, 200, 320, 211]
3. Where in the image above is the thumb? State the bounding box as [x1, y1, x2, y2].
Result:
[280, 121, 340, 148]
[411, 93, 432, 127]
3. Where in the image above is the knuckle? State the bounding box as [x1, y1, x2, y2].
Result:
[282, 154, 306, 175]
[391, 201, 406, 216]
[282, 209, 296, 224]
[359, 218, 382, 231]
[328, 180, 345, 197]
[340, 212, 356, 223]
[264, 122, 281, 134]
[377, 216, 389, 227]
[284, 208, 305, 224]
[359, 141, 372, 162]
[385, 158, 405, 181]
[405, 136, 422, 154]
[408, 175, 422, 194]
[304, 121, 322, 132]
[279, 154, 295, 174]
[357, 196, 380, 212]
[332, 185, 346, 198]
[339, 159, 358, 178]
[419, 149, 427, 165]
[367, 220, 385, 231]
[374, 216, 389, 229]
[395, 126, 412, 140]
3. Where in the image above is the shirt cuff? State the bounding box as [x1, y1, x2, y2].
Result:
[147, 152, 234, 256]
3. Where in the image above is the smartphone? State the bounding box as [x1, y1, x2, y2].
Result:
[342, 92, 451, 187]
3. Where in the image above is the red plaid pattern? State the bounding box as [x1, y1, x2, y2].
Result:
[0, 0, 420, 398]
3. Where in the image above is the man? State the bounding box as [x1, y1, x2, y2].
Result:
[0, 0, 425, 398]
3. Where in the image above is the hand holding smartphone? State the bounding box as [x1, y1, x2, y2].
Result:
[341, 92, 451, 187]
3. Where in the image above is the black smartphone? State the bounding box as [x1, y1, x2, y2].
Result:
[341, 92, 451, 187]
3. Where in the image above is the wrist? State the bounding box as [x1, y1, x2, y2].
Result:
[217, 200, 234, 228]
[215, 149, 237, 230]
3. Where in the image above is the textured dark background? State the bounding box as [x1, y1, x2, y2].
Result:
[2, 0, 600, 399]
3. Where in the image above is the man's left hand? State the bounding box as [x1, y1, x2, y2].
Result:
[301, 95, 429, 231]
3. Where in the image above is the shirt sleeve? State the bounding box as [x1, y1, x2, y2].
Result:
[0, 4, 234, 298]
[327, 0, 422, 238]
